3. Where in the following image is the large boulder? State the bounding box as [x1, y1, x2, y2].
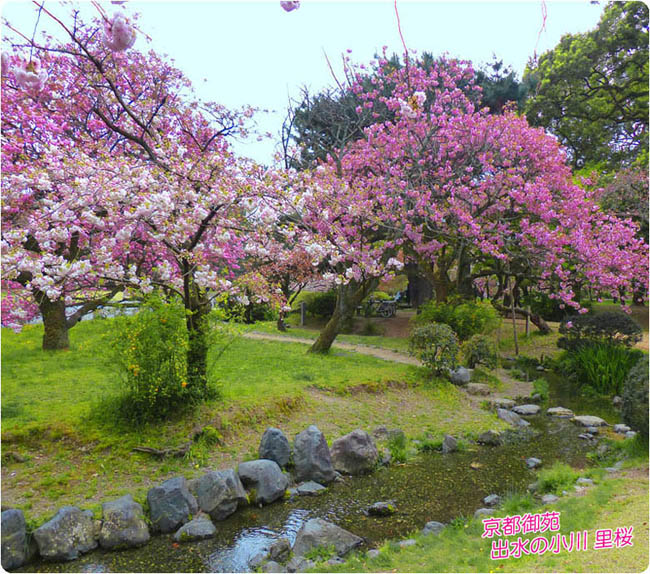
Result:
[292, 518, 363, 557]
[99, 494, 150, 549]
[2, 509, 30, 570]
[449, 367, 471, 386]
[192, 469, 248, 521]
[33, 506, 97, 561]
[441, 434, 458, 454]
[512, 404, 541, 416]
[573, 415, 607, 427]
[259, 427, 291, 468]
[147, 476, 198, 533]
[173, 517, 217, 542]
[238, 459, 289, 505]
[293, 426, 336, 484]
[330, 430, 378, 475]
[497, 408, 530, 428]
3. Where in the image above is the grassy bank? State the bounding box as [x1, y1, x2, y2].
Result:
[1, 318, 505, 520]
[314, 460, 649, 573]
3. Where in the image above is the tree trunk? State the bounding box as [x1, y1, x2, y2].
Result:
[37, 294, 70, 350]
[309, 279, 377, 353]
[493, 302, 551, 335]
[433, 266, 451, 303]
[183, 268, 211, 395]
[406, 263, 433, 309]
[456, 246, 474, 300]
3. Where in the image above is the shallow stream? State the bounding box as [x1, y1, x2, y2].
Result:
[20, 369, 620, 573]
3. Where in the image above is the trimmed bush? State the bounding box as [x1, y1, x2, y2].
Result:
[558, 311, 642, 351]
[622, 354, 649, 441]
[408, 322, 459, 375]
[462, 334, 497, 368]
[416, 299, 499, 341]
[305, 291, 337, 318]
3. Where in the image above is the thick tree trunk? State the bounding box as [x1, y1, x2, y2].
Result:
[37, 295, 70, 351]
[456, 246, 474, 300]
[309, 279, 377, 353]
[406, 263, 433, 309]
[433, 266, 451, 303]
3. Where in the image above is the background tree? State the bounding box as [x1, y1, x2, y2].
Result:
[524, 1, 649, 171]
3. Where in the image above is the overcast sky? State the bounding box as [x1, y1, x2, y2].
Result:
[1, 0, 605, 163]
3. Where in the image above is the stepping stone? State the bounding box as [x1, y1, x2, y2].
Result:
[546, 407, 574, 418]
[483, 494, 501, 507]
[614, 424, 631, 434]
[488, 398, 516, 409]
[526, 457, 542, 469]
[367, 549, 380, 558]
[541, 494, 559, 504]
[497, 408, 530, 428]
[573, 415, 607, 427]
[625, 431, 637, 439]
[512, 404, 541, 416]
[296, 481, 326, 496]
[578, 433, 594, 440]
[398, 539, 417, 548]
[466, 383, 491, 396]
[474, 508, 495, 518]
[422, 521, 445, 536]
[367, 501, 397, 517]
[576, 477, 594, 486]
[586, 426, 600, 435]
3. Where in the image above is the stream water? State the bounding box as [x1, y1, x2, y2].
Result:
[19, 369, 620, 573]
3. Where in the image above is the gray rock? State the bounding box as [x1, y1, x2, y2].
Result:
[330, 430, 379, 475]
[286, 556, 315, 573]
[263, 560, 288, 573]
[612, 395, 623, 407]
[578, 433, 594, 440]
[477, 430, 502, 446]
[422, 521, 445, 536]
[293, 426, 336, 484]
[604, 467, 619, 473]
[33, 506, 97, 561]
[541, 494, 559, 504]
[367, 501, 397, 517]
[99, 494, 149, 549]
[526, 457, 542, 469]
[367, 549, 381, 558]
[586, 426, 600, 435]
[238, 459, 289, 505]
[573, 415, 607, 427]
[474, 508, 495, 518]
[531, 393, 543, 402]
[327, 556, 346, 565]
[466, 383, 491, 396]
[399, 538, 417, 548]
[497, 408, 530, 428]
[546, 406, 574, 418]
[259, 427, 291, 468]
[442, 434, 458, 454]
[296, 481, 326, 496]
[449, 367, 472, 385]
[626, 431, 638, 439]
[379, 448, 392, 467]
[269, 537, 291, 562]
[372, 425, 389, 439]
[527, 482, 540, 493]
[249, 550, 270, 570]
[2, 509, 29, 570]
[483, 494, 501, 507]
[536, 365, 546, 372]
[173, 517, 216, 542]
[576, 477, 594, 486]
[292, 518, 363, 557]
[512, 404, 541, 416]
[488, 398, 516, 409]
[147, 476, 198, 533]
[614, 424, 631, 434]
[193, 469, 248, 521]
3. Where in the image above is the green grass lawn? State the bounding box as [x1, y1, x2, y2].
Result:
[314, 461, 649, 573]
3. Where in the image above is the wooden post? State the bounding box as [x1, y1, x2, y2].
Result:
[300, 301, 306, 327]
[525, 305, 530, 337]
[510, 282, 519, 356]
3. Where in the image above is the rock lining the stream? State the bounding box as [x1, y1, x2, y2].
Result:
[330, 429, 379, 475]
[442, 434, 458, 453]
[147, 476, 198, 534]
[1, 509, 31, 570]
[259, 428, 292, 468]
[293, 426, 336, 484]
[573, 415, 607, 427]
[497, 408, 530, 428]
[292, 518, 363, 557]
[546, 407, 574, 418]
[512, 404, 541, 416]
[33, 506, 97, 562]
[98, 494, 150, 549]
[173, 517, 217, 542]
[192, 469, 248, 521]
[422, 521, 446, 536]
[238, 459, 289, 505]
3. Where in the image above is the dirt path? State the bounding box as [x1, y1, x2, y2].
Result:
[243, 331, 421, 365]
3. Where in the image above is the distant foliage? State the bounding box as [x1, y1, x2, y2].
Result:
[622, 355, 649, 441]
[558, 311, 643, 351]
[462, 334, 497, 368]
[409, 322, 459, 375]
[305, 291, 338, 318]
[522, 291, 587, 322]
[416, 300, 499, 341]
[111, 295, 197, 423]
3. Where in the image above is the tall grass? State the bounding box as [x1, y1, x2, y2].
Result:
[571, 343, 642, 395]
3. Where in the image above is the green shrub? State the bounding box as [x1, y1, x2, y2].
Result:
[622, 354, 649, 441]
[416, 300, 499, 340]
[110, 295, 196, 423]
[387, 431, 408, 463]
[462, 334, 497, 368]
[305, 291, 338, 318]
[537, 462, 580, 494]
[408, 323, 459, 375]
[532, 378, 549, 400]
[522, 291, 589, 322]
[570, 343, 642, 395]
[558, 311, 642, 351]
